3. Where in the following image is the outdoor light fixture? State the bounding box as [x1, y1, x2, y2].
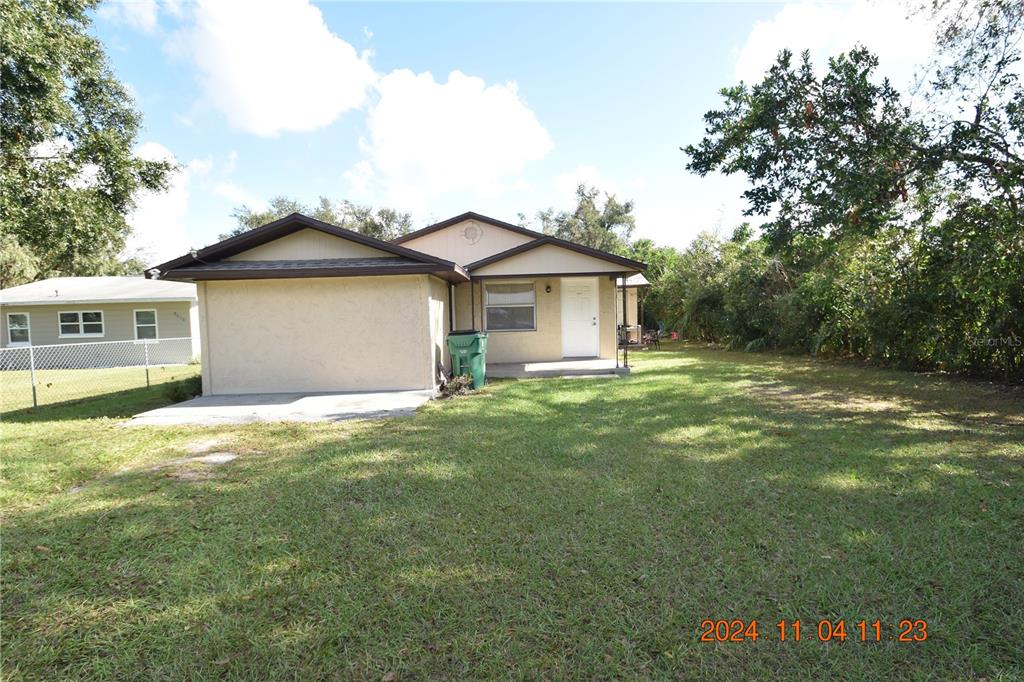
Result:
[545, 284, 552, 293]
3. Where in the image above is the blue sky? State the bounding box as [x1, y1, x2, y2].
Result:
[92, 1, 936, 262]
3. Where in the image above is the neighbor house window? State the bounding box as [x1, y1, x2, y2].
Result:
[58, 311, 104, 337]
[7, 313, 30, 346]
[134, 309, 158, 340]
[485, 282, 536, 331]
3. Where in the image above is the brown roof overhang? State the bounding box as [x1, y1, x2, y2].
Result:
[160, 257, 470, 283]
[148, 213, 461, 278]
[465, 237, 646, 273]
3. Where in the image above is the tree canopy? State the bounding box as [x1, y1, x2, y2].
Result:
[667, 0, 1023, 380]
[0, 0, 173, 284]
[535, 184, 636, 253]
[223, 196, 413, 242]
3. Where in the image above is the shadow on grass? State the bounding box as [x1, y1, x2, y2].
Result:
[3, 347, 1023, 678]
[1, 381, 189, 423]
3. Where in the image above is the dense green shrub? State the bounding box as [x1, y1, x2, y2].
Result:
[662, 3, 1024, 383]
[657, 225, 1022, 382]
[163, 375, 202, 403]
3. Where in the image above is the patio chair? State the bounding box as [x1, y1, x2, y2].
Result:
[642, 331, 661, 350]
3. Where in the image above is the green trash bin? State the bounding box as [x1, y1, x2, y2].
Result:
[447, 330, 488, 389]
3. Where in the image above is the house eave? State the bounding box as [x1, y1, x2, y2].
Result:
[465, 236, 647, 273]
[0, 297, 197, 306]
[161, 264, 470, 283]
[148, 213, 461, 278]
[469, 271, 637, 280]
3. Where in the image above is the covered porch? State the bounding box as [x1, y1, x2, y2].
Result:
[453, 236, 647, 369]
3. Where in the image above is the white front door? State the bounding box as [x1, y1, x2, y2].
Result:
[561, 277, 599, 357]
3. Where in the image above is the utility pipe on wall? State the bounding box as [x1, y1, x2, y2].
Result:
[448, 282, 455, 331]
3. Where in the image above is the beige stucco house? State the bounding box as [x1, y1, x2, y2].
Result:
[0, 277, 199, 355]
[150, 212, 645, 395]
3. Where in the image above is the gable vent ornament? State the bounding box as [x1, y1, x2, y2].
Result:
[463, 222, 483, 244]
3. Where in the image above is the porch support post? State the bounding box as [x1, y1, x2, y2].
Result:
[639, 289, 644, 340]
[614, 277, 620, 368]
[621, 276, 629, 368]
[448, 282, 455, 331]
[470, 279, 476, 330]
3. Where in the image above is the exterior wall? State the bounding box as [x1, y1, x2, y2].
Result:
[426, 276, 450, 384]
[226, 228, 392, 261]
[199, 275, 434, 394]
[451, 275, 617, 363]
[198, 282, 212, 394]
[0, 301, 194, 348]
[188, 301, 201, 359]
[472, 243, 627, 277]
[399, 219, 536, 265]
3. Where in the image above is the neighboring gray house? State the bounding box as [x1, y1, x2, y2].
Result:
[0, 277, 199, 356]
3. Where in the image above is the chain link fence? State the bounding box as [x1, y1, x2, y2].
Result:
[0, 337, 199, 412]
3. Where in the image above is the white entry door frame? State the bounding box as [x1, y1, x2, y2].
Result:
[561, 277, 600, 357]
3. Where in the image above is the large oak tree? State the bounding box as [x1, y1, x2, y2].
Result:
[1, 0, 173, 283]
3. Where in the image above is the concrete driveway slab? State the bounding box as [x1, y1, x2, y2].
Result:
[128, 390, 434, 426]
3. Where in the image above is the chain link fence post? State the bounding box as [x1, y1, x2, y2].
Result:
[143, 339, 151, 388]
[28, 344, 38, 408]
[1, 337, 194, 412]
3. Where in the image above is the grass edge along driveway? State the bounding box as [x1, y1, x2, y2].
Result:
[2, 345, 1022, 679]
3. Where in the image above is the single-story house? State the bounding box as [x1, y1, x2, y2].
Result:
[0, 277, 199, 356]
[150, 212, 645, 395]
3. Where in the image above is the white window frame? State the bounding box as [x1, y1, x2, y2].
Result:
[58, 310, 105, 338]
[6, 312, 31, 346]
[484, 281, 537, 333]
[133, 308, 159, 340]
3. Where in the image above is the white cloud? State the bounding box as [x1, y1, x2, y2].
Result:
[634, 175, 756, 249]
[98, 0, 159, 33]
[347, 69, 552, 212]
[173, 0, 376, 136]
[548, 164, 747, 249]
[213, 181, 265, 209]
[125, 142, 210, 264]
[163, 0, 184, 19]
[553, 164, 643, 209]
[735, 1, 934, 89]
[554, 164, 611, 205]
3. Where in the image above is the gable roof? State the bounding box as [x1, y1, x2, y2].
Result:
[150, 213, 469, 282]
[163, 257, 463, 281]
[1, 276, 196, 306]
[465, 236, 646, 273]
[393, 211, 546, 245]
[395, 211, 647, 275]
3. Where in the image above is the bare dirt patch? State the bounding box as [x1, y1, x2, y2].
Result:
[70, 451, 240, 493]
[183, 437, 229, 454]
[747, 381, 907, 415]
[141, 452, 238, 480]
[747, 379, 1024, 428]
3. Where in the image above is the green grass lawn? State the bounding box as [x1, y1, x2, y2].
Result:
[0, 363, 200, 412]
[2, 345, 1022, 679]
